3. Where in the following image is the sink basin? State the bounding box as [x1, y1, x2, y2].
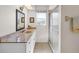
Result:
[26, 29, 33, 33]
[26, 31, 32, 33]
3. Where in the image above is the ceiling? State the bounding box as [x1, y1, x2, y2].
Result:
[27, 5, 57, 12]
[32, 5, 49, 12]
[53, 6, 59, 12]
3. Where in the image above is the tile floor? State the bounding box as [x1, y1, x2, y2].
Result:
[34, 42, 52, 53]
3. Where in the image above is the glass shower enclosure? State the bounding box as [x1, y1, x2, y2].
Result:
[49, 6, 60, 53]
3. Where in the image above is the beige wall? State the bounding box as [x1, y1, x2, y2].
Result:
[61, 5, 79, 53]
[0, 5, 28, 37]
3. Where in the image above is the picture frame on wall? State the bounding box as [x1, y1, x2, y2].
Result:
[71, 16, 79, 32]
[30, 17, 34, 23]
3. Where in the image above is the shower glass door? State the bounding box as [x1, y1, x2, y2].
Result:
[49, 6, 60, 53]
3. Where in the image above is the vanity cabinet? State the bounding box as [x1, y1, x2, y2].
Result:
[26, 31, 36, 53]
[0, 30, 36, 53]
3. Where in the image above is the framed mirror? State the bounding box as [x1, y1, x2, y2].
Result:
[30, 17, 34, 23]
[16, 9, 25, 31]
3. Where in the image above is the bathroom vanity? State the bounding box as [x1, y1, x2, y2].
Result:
[0, 28, 36, 53]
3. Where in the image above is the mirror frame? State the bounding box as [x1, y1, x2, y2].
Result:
[16, 9, 25, 31]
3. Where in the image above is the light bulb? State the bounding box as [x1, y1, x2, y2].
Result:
[25, 4, 32, 10]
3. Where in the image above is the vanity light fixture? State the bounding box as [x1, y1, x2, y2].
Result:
[19, 5, 25, 11]
[25, 5, 32, 10]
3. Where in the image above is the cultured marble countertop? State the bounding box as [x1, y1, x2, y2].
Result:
[0, 28, 36, 43]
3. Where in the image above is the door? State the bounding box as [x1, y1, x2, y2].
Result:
[49, 6, 60, 53]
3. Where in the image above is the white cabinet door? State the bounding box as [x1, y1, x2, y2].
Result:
[26, 31, 36, 53]
[0, 43, 26, 53]
[26, 39, 31, 53]
[26, 36, 35, 53]
[31, 31, 36, 52]
[30, 31, 36, 53]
